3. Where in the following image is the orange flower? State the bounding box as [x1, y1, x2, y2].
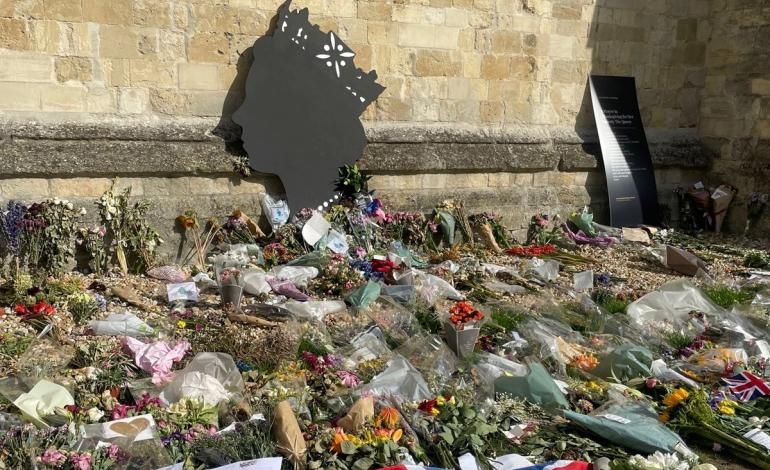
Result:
[331, 430, 349, 453]
[659, 411, 670, 423]
[377, 407, 400, 429]
[571, 353, 599, 371]
[391, 428, 403, 442]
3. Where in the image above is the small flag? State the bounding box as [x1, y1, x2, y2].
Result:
[723, 371, 770, 401]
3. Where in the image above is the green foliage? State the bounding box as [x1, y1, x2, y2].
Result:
[190, 417, 277, 469]
[744, 251, 770, 269]
[665, 331, 694, 351]
[702, 284, 755, 309]
[490, 306, 526, 331]
[67, 293, 99, 325]
[415, 303, 442, 334]
[334, 164, 372, 198]
[0, 333, 33, 360]
[592, 289, 630, 314]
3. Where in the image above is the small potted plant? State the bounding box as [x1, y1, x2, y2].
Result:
[219, 267, 244, 311]
[444, 301, 484, 358]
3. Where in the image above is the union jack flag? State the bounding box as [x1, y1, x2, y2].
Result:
[722, 371, 770, 402]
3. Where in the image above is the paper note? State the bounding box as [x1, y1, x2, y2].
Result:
[167, 282, 199, 303]
[210, 457, 283, 470]
[745, 428, 770, 450]
[301, 212, 331, 246]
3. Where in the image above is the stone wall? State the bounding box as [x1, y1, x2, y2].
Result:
[700, 0, 770, 231]
[0, 0, 745, 251]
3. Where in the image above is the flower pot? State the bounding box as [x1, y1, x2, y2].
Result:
[220, 284, 243, 311]
[444, 322, 480, 359]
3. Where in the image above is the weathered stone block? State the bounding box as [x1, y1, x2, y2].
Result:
[133, 0, 171, 28]
[480, 55, 510, 80]
[82, 0, 132, 25]
[189, 33, 230, 64]
[0, 82, 40, 110]
[43, 0, 81, 21]
[398, 24, 459, 49]
[414, 50, 461, 77]
[0, 53, 52, 82]
[118, 87, 148, 114]
[41, 84, 85, 111]
[0, 18, 29, 49]
[55, 57, 92, 82]
[0, 178, 50, 199]
[100, 25, 140, 59]
[178, 63, 222, 91]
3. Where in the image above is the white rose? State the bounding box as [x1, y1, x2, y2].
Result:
[79, 207, 87, 216]
[108, 206, 117, 215]
[87, 407, 104, 423]
[53, 198, 61, 205]
[693, 465, 717, 470]
[66, 202, 74, 210]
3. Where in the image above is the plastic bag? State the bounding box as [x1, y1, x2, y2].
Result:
[16, 328, 76, 383]
[267, 278, 311, 301]
[396, 334, 458, 390]
[160, 353, 244, 406]
[268, 266, 319, 287]
[286, 251, 328, 269]
[282, 299, 346, 322]
[360, 355, 432, 402]
[147, 266, 188, 283]
[340, 327, 393, 369]
[243, 268, 271, 295]
[592, 344, 653, 382]
[364, 296, 424, 349]
[472, 353, 527, 399]
[627, 280, 723, 329]
[494, 362, 569, 410]
[569, 207, 597, 237]
[345, 281, 381, 309]
[412, 269, 463, 305]
[91, 313, 155, 337]
[260, 193, 290, 230]
[381, 285, 416, 305]
[75, 414, 173, 469]
[564, 400, 692, 456]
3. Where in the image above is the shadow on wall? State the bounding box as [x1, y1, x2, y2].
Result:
[213, 6, 281, 152]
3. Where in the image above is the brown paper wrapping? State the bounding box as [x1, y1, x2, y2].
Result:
[665, 246, 708, 277]
[711, 185, 736, 234]
[273, 400, 306, 468]
[337, 396, 374, 433]
[477, 223, 502, 252]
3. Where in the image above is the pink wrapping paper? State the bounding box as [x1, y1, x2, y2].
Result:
[122, 337, 191, 386]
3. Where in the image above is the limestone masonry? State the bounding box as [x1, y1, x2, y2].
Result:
[0, 0, 768, 246]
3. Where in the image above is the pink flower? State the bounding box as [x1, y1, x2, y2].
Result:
[355, 247, 367, 258]
[645, 378, 658, 389]
[111, 403, 131, 420]
[40, 448, 66, 467]
[106, 444, 124, 462]
[69, 452, 92, 470]
[337, 370, 362, 388]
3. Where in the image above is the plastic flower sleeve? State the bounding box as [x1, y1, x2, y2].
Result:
[591, 344, 653, 382]
[160, 353, 244, 406]
[360, 355, 432, 402]
[395, 334, 458, 391]
[345, 280, 382, 309]
[260, 193, 290, 231]
[90, 313, 155, 337]
[471, 352, 527, 399]
[564, 400, 692, 456]
[627, 279, 723, 330]
[15, 329, 76, 384]
[75, 414, 173, 469]
[364, 296, 425, 349]
[494, 362, 569, 410]
[339, 327, 393, 369]
[282, 299, 347, 322]
[11, 379, 74, 427]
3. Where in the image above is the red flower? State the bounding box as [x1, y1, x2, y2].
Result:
[14, 304, 29, 316]
[506, 244, 557, 257]
[31, 301, 55, 316]
[448, 301, 484, 327]
[418, 398, 438, 415]
[371, 259, 397, 274]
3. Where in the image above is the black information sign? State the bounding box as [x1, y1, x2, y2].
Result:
[589, 75, 659, 227]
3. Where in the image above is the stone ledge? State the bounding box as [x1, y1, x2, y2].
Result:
[0, 117, 710, 177]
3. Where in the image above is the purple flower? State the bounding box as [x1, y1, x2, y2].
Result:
[596, 273, 611, 286]
[39, 448, 66, 467]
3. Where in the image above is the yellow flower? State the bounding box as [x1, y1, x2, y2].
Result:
[176, 320, 187, 329]
[662, 388, 689, 408]
[659, 411, 670, 423]
[436, 396, 446, 406]
[447, 395, 456, 406]
[391, 428, 403, 442]
[718, 400, 737, 415]
[331, 430, 349, 454]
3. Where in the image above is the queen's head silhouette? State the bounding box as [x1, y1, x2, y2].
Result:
[233, 0, 384, 212]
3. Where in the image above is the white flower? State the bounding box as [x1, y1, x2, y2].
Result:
[107, 206, 117, 215]
[79, 207, 87, 216]
[106, 213, 112, 221]
[86, 407, 104, 423]
[53, 197, 61, 205]
[66, 202, 74, 210]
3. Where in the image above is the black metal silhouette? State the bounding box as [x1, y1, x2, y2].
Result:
[233, 0, 385, 212]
